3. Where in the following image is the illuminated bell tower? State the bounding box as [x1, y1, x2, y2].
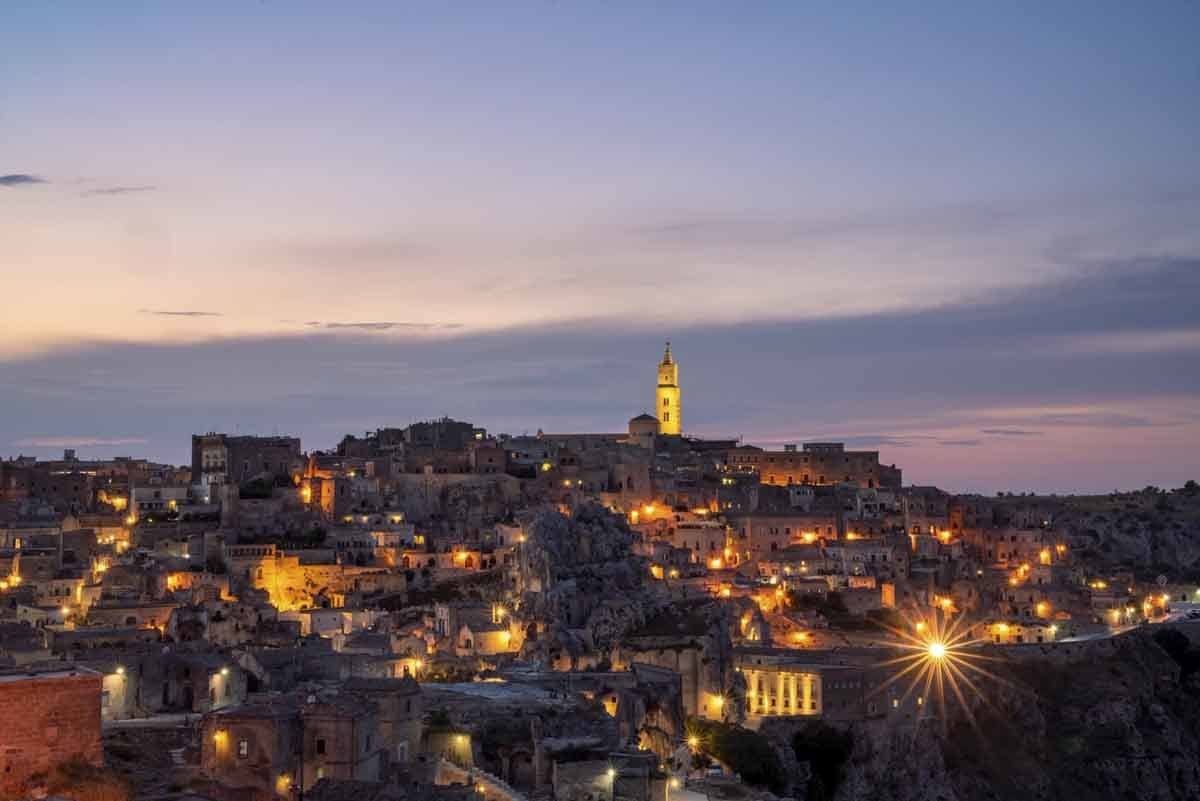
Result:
[656, 341, 681, 436]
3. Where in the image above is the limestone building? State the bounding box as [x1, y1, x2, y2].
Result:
[655, 342, 681, 436]
[0, 668, 103, 797]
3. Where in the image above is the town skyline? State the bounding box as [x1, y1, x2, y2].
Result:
[3, 333, 1198, 496]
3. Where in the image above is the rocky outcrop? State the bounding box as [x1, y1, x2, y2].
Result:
[800, 631, 1200, 801]
[516, 505, 661, 664]
[1058, 490, 1200, 575]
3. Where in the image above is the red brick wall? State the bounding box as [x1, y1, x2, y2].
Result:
[0, 671, 103, 799]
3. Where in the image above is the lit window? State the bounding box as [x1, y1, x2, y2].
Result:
[238, 739, 249, 757]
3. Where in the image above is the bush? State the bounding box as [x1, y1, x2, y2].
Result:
[793, 722, 854, 801]
[41, 760, 132, 801]
[687, 717, 785, 793]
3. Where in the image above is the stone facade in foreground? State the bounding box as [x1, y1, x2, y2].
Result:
[0, 668, 103, 798]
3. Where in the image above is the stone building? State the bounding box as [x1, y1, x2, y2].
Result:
[342, 677, 424, 763]
[719, 442, 899, 490]
[0, 668, 103, 798]
[655, 342, 681, 436]
[201, 690, 385, 795]
[191, 432, 302, 489]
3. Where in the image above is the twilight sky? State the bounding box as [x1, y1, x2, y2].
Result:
[3, 2, 1200, 493]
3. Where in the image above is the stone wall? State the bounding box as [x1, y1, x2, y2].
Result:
[0, 669, 103, 798]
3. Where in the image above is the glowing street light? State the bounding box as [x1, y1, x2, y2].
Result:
[872, 606, 997, 733]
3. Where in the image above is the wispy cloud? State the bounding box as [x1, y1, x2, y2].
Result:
[1032, 412, 1160, 429]
[0, 174, 45, 187]
[14, 436, 148, 448]
[321, 321, 462, 331]
[981, 428, 1043, 437]
[82, 185, 157, 197]
[1051, 327, 1200, 355]
[939, 439, 982, 447]
[139, 309, 222, 318]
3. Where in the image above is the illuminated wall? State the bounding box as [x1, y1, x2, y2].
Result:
[742, 667, 821, 717]
[655, 343, 681, 436]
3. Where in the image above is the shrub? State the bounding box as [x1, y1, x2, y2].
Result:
[792, 722, 854, 801]
[687, 718, 785, 793]
[41, 760, 132, 801]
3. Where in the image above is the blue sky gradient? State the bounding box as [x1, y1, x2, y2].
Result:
[3, 2, 1199, 491]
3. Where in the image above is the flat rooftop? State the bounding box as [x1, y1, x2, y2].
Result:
[0, 667, 101, 683]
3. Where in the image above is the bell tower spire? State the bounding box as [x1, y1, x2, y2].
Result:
[656, 341, 681, 436]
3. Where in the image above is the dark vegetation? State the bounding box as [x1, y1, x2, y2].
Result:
[791, 722, 854, 801]
[788, 591, 902, 630]
[687, 717, 785, 793]
[34, 761, 132, 801]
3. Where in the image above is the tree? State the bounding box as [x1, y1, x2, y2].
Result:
[793, 722, 854, 801]
[687, 718, 785, 793]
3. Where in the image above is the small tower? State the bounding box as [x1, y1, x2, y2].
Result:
[655, 341, 681, 436]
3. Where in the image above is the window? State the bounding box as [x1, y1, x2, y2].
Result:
[238, 739, 249, 758]
[316, 738, 326, 755]
[663, 412, 669, 422]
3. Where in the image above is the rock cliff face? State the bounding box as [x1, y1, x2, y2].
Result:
[1057, 490, 1200, 577]
[516, 504, 660, 664]
[818, 631, 1200, 801]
